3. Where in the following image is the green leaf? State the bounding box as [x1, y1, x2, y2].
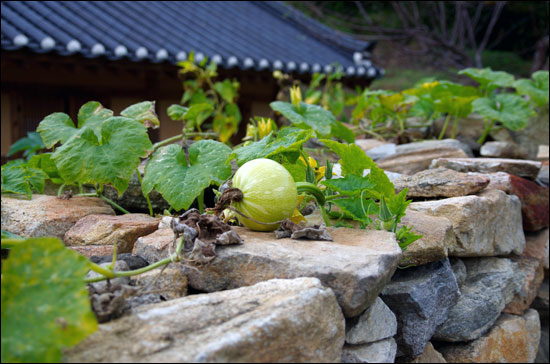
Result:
[183, 103, 214, 128]
[224, 103, 242, 123]
[228, 129, 314, 166]
[142, 140, 232, 211]
[1, 237, 97, 363]
[282, 162, 307, 182]
[387, 188, 410, 223]
[331, 120, 355, 143]
[514, 71, 549, 107]
[431, 81, 480, 117]
[167, 104, 189, 121]
[37, 113, 77, 149]
[7, 132, 45, 159]
[472, 94, 536, 131]
[28, 153, 62, 181]
[331, 197, 377, 223]
[213, 79, 239, 103]
[1, 160, 49, 198]
[396, 225, 423, 251]
[321, 174, 376, 196]
[121, 101, 160, 128]
[52, 117, 152, 196]
[459, 68, 515, 92]
[77, 101, 115, 142]
[319, 139, 395, 199]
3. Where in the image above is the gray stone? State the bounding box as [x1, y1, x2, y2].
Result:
[537, 145, 549, 161]
[433, 257, 524, 342]
[438, 309, 541, 363]
[87, 261, 130, 294]
[355, 139, 388, 152]
[469, 171, 511, 192]
[376, 139, 472, 175]
[366, 143, 396, 161]
[430, 157, 542, 180]
[536, 163, 549, 187]
[342, 338, 397, 363]
[132, 228, 175, 264]
[346, 297, 397, 345]
[380, 258, 460, 358]
[384, 170, 403, 182]
[393, 167, 490, 198]
[409, 189, 525, 257]
[64, 277, 345, 363]
[135, 226, 402, 318]
[480, 141, 529, 159]
[1, 194, 115, 240]
[131, 264, 188, 300]
[449, 258, 467, 288]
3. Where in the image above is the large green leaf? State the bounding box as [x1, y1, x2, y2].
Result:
[1, 237, 97, 363]
[514, 71, 549, 107]
[213, 79, 239, 103]
[183, 103, 214, 128]
[121, 101, 160, 128]
[1, 160, 49, 198]
[37, 113, 77, 149]
[459, 68, 515, 92]
[142, 140, 232, 211]
[321, 174, 376, 196]
[319, 139, 395, 198]
[7, 132, 45, 160]
[472, 94, 536, 131]
[331, 197, 377, 223]
[27, 153, 63, 182]
[52, 117, 152, 195]
[228, 129, 314, 166]
[77, 101, 115, 142]
[431, 81, 480, 117]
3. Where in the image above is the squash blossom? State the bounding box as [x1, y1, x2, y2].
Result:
[299, 156, 326, 183]
[290, 85, 302, 109]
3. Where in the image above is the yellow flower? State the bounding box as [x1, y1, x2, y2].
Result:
[299, 156, 325, 182]
[421, 80, 439, 90]
[290, 85, 302, 108]
[257, 118, 275, 139]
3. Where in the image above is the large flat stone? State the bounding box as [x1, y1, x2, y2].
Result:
[64, 277, 345, 363]
[342, 338, 397, 363]
[438, 309, 540, 363]
[380, 258, 460, 358]
[134, 226, 402, 318]
[1, 194, 115, 240]
[346, 297, 397, 345]
[430, 157, 542, 180]
[393, 167, 490, 198]
[398, 210, 453, 266]
[409, 189, 525, 257]
[64, 214, 160, 253]
[376, 139, 472, 175]
[433, 257, 523, 342]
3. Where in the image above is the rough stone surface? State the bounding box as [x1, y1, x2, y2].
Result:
[409, 342, 447, 363]
[64, 214, 160, 253]
[469, 171, 512, 193]
[135, 226, 402, 318]
[398, 210, 453, 266]
[449, 258, 467, 288]
[346, 297, 397, 345]
[380, 258, 460, 358]
[366, 143, 397, 161]
[480, 141, 529, 159]
[536, 162, 549, 187]
[355, 139, 388, 152]
[409, 189, 525, 257]
[64, 278, 345, 363]
[132, 228, 175, 264]
[90, 253, 149, 270]
[438, 309, 541, 363]
[393, 168, 489, 198]
[503, 256, 545, 315]
[342, 338, 397, 363]
[131, 264, 188, 300]
[433, 257, 523, 342]
[377, 139, 472, 175]
[508, 174, 549, 232]
[69, 245, 115, 258]
[523, 229, 549, 270]
[1, 194, 115, 240]
[430, 157, 542, 180]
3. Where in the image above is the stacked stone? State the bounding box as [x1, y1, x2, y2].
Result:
[1, 137, 548, 363]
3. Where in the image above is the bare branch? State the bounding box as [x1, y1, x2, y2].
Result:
[354, 1, 373, 25]
[476, 1, 507, 67]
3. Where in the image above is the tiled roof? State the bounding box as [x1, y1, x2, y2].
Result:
[0, 1, 383, 78]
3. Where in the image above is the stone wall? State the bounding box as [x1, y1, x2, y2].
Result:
[1, 138, 548, 363]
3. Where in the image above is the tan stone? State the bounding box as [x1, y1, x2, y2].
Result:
[469, 171, 511, 193]
[132, 265, 188, 300]
[537, 145, 549, 161]
[355, 138, 388, 152]
[135, 226, 402, 318]
[393, 168, 489, 198]
[523, 228, 549, 270]
[439, 309, 540, 363]
[64, 213, 160, 253]
[409, 189, 525, 257]
[1, 194, 115, 240]
[68, 245, 115, 259]
[503, 256, 545, 315]
[398, 210, 453, 266]
[377, 148, 468, 175]
[480, 141, 529, 159]
[410, 342, 447, 363]
[64, 278, 345, 363]
[430, 157, 542, 180]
